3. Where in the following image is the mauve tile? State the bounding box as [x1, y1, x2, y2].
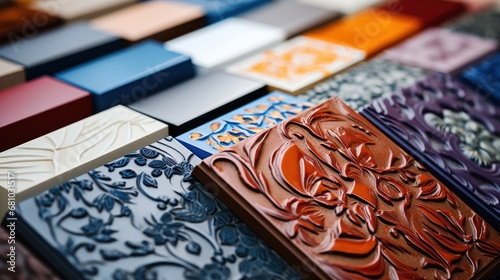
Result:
[383, 28, 497, 74]
[194, 97, 500, 279]
[362, 74, 500, 231]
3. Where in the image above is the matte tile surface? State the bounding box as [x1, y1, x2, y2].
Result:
[448, 9, 500, 41]
[462, 52, 500, 103]
[56, 41, 194, 112]
[0, 57, 24, 90]
[15, 137, 300, 280]
[90, 1, 205, 42]
[194, 97, 500, 280]
[446, 0, 495, 12]
[298, 58, 427, 110]
[165, 18, 285, 71]
[227, 36, 366, 94]
[0, 105, 168, 219]
[0, 76, 91, 152]
[128, 71, 267, 135]
[297, 0, 383, 14]
[363, 74, 500, 231]
[380, 0, 466, 27]
[168, 0, 270, 23]
[383, 28, 497, 73]
[238, 1, 341, 38]
[306, 9, 422, 56]
[177, 91, 313, 159]
[0, 22, 123, 79]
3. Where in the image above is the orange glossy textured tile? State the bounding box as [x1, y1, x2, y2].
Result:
[306, 8, 422, 56]
[194, 97, 500, 279]
[0, 3, 60, 43]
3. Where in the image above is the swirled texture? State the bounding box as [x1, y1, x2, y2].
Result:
[204, 97, 500, 279]
[363, 74, 500, 225]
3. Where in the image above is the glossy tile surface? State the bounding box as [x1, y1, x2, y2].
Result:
[0, 22, 123, 79]
[363, 74, 500, 230]
[165, 18, 285, 70]
[298, 58, 427, 110]
[90, 1, 205, 42]
[128, 71, 267, 136]
[15, 137, 300, 279]
[0, 57, 24, 90]
[227, 36, 366, 94]
[306, 8, 422, 56]
[462, 52, 500, 103]
[177, 91, 313, 159]
[238, 1, 341, 38]
[0, 105, 168, 218]
[297, 0, 383, 14]
[383, 28, 497, 73]
[194, 97, 500, 279]
[0, 76, 91, 152]
[56, 41, 194, 112]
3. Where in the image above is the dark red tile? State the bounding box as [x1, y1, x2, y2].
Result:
[382, 0, 466, 27]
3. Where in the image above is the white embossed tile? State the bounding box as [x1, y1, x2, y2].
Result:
[0, 105, 168, 218]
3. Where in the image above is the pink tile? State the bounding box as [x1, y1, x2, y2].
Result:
[383, 27, 497, 73]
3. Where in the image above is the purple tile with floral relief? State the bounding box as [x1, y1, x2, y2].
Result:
[383, 28, 497, 73]
[362, 74, 500, 231]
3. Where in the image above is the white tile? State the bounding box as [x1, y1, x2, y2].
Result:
[165, 18, 286, 70]
[0, 105, 168, 218]
[297, 0, 384, 14]
[0, 58, 24, 91]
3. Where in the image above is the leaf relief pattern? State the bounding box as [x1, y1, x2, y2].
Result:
[207, 97, 500, 279]
[17, 137, 300, 280]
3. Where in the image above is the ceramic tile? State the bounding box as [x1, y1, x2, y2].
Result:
[461, 52, 500, 103]
[194, 97, 500, 279]
[448, 9, 500, 41]
[0, 22, 123, 79]
[383, 28, 497, 73]
[362, 74, 500, 230]
[298, 58, 427, 110]
[177, 91, 313, 159]
[15, 137, 301, 279]
[31, 0, 136, 21]
[306, 8, 422, 56]
[0, 105, 168, 219]
[56, 41, 194, 112]
[0, 57, 24, 90]
[90, 1, 205, 42]
[0, 76, 91, 151]
[128, 71, 267, 136]
[227, 36, 366, 94]
[237, 1, 341, 38]
[297, 0, 383, 14]
[165, 18, 286, 71]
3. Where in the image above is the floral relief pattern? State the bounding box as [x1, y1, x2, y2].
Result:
[203, 98, 500, 279]
[189, 94, 312, 152]
[363, 74, 500, 219]
[424, 109, 500, 166]
[298, 58, 427, 110]
[16, 137, 300, 280]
